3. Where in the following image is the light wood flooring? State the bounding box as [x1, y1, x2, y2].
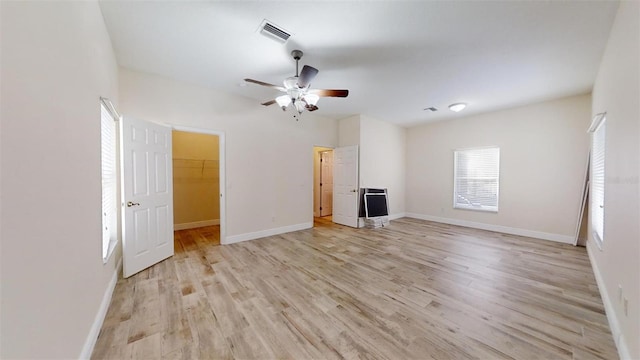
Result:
[92, 218, 617, 359]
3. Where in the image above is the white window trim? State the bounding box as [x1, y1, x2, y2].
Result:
[101, 97, 120, 263]
[453, 146, 500, 213]
[588, 112, 606, 250]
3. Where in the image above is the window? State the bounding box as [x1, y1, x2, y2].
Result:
[101, 101, 118, 262]
[454, 147, 500, 212]
[589, 113, 606, 249]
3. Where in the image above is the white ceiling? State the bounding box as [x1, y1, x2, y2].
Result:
[99, 1, 619, 127]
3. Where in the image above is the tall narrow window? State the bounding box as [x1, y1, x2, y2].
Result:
[101, 101, 118, 262]
[589, 113, 606, 249]
[454, 147, 500, 212]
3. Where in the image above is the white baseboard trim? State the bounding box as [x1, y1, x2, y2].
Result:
[174, 219, 220, 230]
[79, 257, 122, 359]
[224, 222, 313, 245]
[389, 212, 406, 220]
[404, 213, 575, 244]
[587, 243, 631, 360]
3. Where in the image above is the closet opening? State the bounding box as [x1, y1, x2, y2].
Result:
[172, 130, 221, 246]
[313, 146, 333, 227]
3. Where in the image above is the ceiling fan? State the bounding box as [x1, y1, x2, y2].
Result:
[244, 50, 349, 115]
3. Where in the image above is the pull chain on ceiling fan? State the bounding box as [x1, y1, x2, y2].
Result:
[244, 50, 349, 117]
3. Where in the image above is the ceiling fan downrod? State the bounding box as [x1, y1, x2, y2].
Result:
[291, 49, 303, 77]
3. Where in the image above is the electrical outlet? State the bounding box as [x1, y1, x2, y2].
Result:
[618, 285, 623, 302]
[624, 298, 629, 316]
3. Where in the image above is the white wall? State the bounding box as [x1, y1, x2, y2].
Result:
[359, 115, 406, 217]
[0, 1, 121, 358]
[338, 115, 360, 147]
[406, 94, 592, 242]
[119, 69, 338, 241]
[588, 2, 639, 358]
[337, 115, 407, 219]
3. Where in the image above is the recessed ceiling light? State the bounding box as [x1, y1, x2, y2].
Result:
[424, 107, 438, 112]
[448, 103, 467, 112]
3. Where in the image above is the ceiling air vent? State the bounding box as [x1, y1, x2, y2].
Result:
[259, 20, 291, 43]
[424, 107, 438, 112]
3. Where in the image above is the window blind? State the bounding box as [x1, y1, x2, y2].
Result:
[454, 147, 500, 212]
[590, 115, 606, 248]
[101, 103, 117, 261]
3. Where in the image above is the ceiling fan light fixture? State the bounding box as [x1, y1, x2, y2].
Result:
[294, 100, 305, 114]
[276, 95, 291, 110]
[449, 103, 467, 112]
[303, 94, 319, 106]
[283, 76, 298, 90]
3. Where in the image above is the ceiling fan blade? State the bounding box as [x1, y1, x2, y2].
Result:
[297, 65, 319, 88]
[309, 89, 349, 98]
[261, 99, 277, 106]
[244, 78, 285, 91]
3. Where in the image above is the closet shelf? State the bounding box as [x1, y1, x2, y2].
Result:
[173, 158, 219, 174]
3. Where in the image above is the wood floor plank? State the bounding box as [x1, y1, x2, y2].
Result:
[127, 278, 162, 344]
[92, 218, 618, 360]
[186, 301, 232, 359]
[91, 320, 132, 360]
[128, 332, 162, 359]
[158, 276, 193, 356]
[100, 277, 135, 328]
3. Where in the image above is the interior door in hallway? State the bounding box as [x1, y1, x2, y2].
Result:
[333, 145, 359, 227]
[122, 116, 174, 278]
[320, 150, 333, 217]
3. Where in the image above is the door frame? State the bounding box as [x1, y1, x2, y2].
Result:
[319, 150, 333, 217]
[312, 145, 334, 224]
[172, 125, 226, 244]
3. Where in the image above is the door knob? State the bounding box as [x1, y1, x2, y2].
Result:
[127, 201, 140, 207]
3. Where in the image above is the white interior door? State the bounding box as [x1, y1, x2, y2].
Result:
[122, 116, 174, 278]
[320, 151, 333, 217]
[333, 145, 359, 227]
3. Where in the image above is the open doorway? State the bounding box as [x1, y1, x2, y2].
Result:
[172, 130, 221, 245]
[313, 146, 333, 226]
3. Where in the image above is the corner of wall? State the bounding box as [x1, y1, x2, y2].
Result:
[224, 222, 313, 245]
[338, 115, 361, 147]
